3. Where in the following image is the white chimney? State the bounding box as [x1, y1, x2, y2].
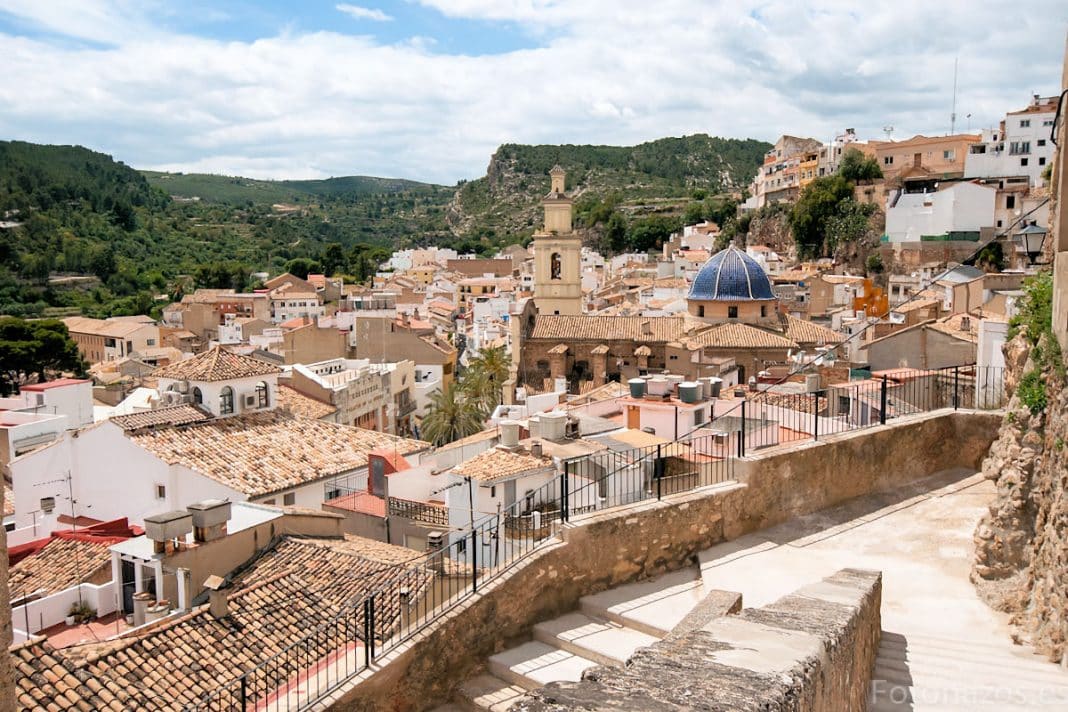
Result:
[540, 411, 567, 441]
[499, 420, 520, 449]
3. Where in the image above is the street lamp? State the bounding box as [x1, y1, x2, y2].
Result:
[1016, 222, 1048, 266]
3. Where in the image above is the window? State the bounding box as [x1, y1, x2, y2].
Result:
[1039, 157, 1046, 166]
[694, 410, 705, 426]
[942, 150, 954, 160]
[669, 354, 678, 360]
[1021, 158, 1029, 167]
[155, 484, 166, 500]
[696, 305, 704, 317]
[147, 339, 156, 346]
[550, 252, 562, 280]
[1020, 119, 1030, 128]
[1043, 119, 1054, 127]
[728, 306, 738, 319]
[490, 485, 496, 498]
[262, 499, 276, 506]
[255, 381, 269, 408]
[1037, 139, 1046, 147]
[760, 305, 767, 317]
[326, 488, 341, 500]
[997, 220, 1003, 228]
[283, 493, 295, 506]
[1009, 141, 1030, 155]
[220, 386, 235, 415]
[192, 387, 203, 405]
[1006, 195, 1015, 209]
[883, 156, 893, 165]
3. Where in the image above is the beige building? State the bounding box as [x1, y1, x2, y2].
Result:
[62, 316, 161, 364]
[868, 133, 980, 183]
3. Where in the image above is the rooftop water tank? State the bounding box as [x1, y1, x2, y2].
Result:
[628, 378, 646, 399]
[679, 382, 701, 404]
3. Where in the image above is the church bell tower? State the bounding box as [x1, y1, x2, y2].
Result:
[532, 166, 582, 316]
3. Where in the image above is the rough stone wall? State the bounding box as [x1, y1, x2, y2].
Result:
[0, 486, 15, 712]
[513, 569, 882, 712]
[973, 336, 1068, 663]
[329, 411, 998, 711]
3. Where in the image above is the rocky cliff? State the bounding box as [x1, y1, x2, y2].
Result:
[973, 331, 1068, 663]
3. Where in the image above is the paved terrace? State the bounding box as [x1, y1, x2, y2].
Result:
[697, 468, 1068, 711]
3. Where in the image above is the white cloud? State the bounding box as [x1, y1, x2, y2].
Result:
[0, 1, 1064, 184]
[335, 3, 393, 22]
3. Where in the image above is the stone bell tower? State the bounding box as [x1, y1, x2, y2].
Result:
[532, 166, 582, 316]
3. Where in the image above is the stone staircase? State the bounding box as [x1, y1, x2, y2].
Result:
[432, 567, 737, 711]
[870, 630, 1068, 711]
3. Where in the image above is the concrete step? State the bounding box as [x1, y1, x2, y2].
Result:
[456, 673, 528, 711]
[533, 612, 659, 667]
[874, 649, 1068, 686]
[487, 641, 599, 691]
[874, 662, 1068, 696]
[579, 568, 704, 637]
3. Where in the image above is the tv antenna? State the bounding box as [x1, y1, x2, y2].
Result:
[882, 126, 894, 141]
[950, 56, 959, 134]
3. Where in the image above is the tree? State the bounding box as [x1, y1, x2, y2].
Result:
[838, 148, 883, 182]
[321, 243, 346, 276]
[89, 245, 116, 281]
[419, 381, 486, 445]
[789, 175, 855, 258]
[0, 317, 87, 396]
[683, 202, 705, 225]
[975, 242, 1005, 272]
[284, 257, 321, 279]
[605, 212, 628, 253]
[463, 346, 510, 413]
[865, 253, 884, 275]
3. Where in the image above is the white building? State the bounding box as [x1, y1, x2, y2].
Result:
[6, 346, 429, 538]
[885, 182, 996, 244]
[0, 378, 93, 430]
[965, 95, 1058, 187]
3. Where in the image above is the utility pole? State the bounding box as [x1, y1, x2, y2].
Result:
[950, 56, 959, 135]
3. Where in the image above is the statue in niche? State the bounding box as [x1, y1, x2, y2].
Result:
[550, 252, 562, 280]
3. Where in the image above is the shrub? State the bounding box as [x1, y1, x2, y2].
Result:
[1017, 369, 1047, 415]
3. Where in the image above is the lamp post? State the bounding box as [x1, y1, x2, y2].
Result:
[1016, 222, 1048, 266]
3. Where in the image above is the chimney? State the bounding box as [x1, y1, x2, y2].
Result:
[530, 440, 543, 458]
[960, 316, 972, 332]
[203, 575, 229, 619]
[641, 320, 652, 336]
[499, 419, 520, 449]
[143, 510, 193, 555]
[187, 499, 232, 543]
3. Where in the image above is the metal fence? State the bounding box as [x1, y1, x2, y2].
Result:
[187, 363, 1005, 710]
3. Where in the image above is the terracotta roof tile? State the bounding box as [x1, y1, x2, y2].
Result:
[152, 345, 280, 382]
[128, 411, 428, 497]
[783, 315, 845, 345]
[8, 536, 114, 598]
[530, 315, 690, 342]
[686, 322, 797, 350]
[110, 404, 212, 431]
[452, 447, 554, 484]
[276, 385, 337, 420]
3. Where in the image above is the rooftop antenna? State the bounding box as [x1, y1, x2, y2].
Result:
[882, 126, 895, 142]
[950, 55, 959, 135]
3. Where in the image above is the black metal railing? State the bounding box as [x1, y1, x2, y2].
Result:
[187, 363, 1005, 710]
[387, 496, 449, 526]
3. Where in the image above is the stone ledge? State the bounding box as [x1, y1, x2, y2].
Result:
[513, 568, 882, 712]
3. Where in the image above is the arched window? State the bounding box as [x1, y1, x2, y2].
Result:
[220, 386, 235, 415]
[550, 252, 562, 280]
[255, 381, 269, 408]
[192, 387, 203, 405]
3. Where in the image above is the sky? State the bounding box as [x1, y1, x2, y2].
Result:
[1, 1, 1065, 185]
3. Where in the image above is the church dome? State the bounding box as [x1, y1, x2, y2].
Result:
[688, 245, 775, 301]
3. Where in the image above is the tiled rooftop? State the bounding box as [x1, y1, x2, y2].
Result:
[8, 535, 117, 598]
[110, 404, 212, 431]
[783, 315, 845, 345]
[530, 315, 689, 342]
[686, 322, 797, 350]
[452, 446, 554, 484]
[12, 535, 428, 710]
[276, 384, 338, 420]
[128, 411, 428, 497]
[152, 345, 281, 382]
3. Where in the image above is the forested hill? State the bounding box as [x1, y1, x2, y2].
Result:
[449, 135, 770, 239]
[142, 171, 444, 205]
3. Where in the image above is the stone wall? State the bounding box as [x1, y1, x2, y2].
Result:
[324, 410, 999, 711]
[513, 569, 883, 712]
[973, 336, 1068, 663]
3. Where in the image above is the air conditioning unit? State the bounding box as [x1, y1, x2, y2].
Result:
[177, 380, 190, 394]
[243, 395, 257, 408]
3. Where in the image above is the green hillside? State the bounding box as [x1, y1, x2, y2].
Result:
[143, 171, 444, 205]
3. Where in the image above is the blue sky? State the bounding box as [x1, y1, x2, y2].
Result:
[0, 1, 1065, 183]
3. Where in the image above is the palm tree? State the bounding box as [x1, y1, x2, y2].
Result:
[464, 346, 510, 412]
[420, 381, 486, 446]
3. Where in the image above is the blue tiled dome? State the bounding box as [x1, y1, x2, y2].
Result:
[688, 245, 774, 301]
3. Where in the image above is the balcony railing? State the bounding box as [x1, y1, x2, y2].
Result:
[387, 497, 448, 526]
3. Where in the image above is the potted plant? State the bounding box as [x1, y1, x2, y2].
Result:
[65, 602, 79, 626]
[66, 600, 96, 625]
